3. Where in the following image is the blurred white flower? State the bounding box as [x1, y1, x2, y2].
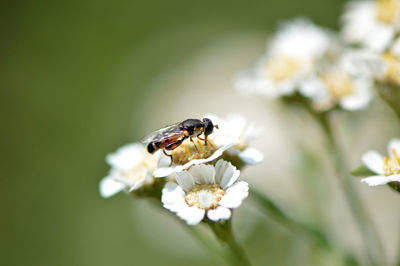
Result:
[99, 143, 161, 198]
[341, 0, 400, 53]
[299, 50, 373, 111]
[235, 18, 335, 98]
[336, 48, 400, 86]
[207, 113, 264, 165]
[153, 114, 239, 177]
[162, 160, 249, 225]
[361, 139, 400, 186]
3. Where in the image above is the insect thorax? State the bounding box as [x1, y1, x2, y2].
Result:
[179, 119, 204, 136]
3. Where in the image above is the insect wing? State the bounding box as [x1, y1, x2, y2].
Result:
[140, 124, 182, 144]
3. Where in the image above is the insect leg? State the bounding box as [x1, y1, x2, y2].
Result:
[163, 149, 174, 165]
[197, 134, 211, 147]
[190, 137, 200, 154]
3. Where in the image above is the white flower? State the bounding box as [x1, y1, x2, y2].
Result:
[206, 114, 264, 165]
[336, 48, 400, 85]
[153, 114, 239, 177]
[341, 0, 400, 53]
[299, 49, 373, 111]
[361, 139, 400, 186]
[99, 143, 160, 198]
[162, 160, 249, 225]
[235, 18, 335, 98]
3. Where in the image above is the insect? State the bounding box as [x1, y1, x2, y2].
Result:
[141, 118, 218, 159]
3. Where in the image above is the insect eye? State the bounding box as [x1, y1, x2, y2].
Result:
[203, 118, 214, 137]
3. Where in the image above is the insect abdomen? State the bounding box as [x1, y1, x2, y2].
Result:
[147, 142, 158, 153]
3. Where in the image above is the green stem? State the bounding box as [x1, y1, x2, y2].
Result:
[377, 82, 400, 120]
[208, 219, 251, 266]
[186, 225, 226, 263]
[250, 187, 331, 250]
[314, 111, 386, 266]
[147, 198, 226, 264]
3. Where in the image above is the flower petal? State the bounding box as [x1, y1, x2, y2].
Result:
[99, 176, 125, 198]
[162, 182, 185, 204]
[153, 167, 175, 178]
[162, 182, 187, 212]
[188, 164, 215, 184]
[340, 78, 372, 110]
[239, 147, 264, 165]
[106, 143, 145, 171]
[178, 206, 205, 226]
[207, 207, 231, 222]
[214, 160, 240, 189]
[214, 159, 230, 184]
[361, 175, 390, 186]
[388, 174, 400, 182]
[361, 151, 384, 174]
[175, 171, 195, 192]
[219, 181, 249, 208]
[388, 139, 400, 156]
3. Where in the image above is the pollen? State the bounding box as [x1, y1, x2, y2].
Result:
[185, 184, 225, 210]
[383, 149, 400, 176]
[170, 138, 218, 165]
[264, 57, 300, 82]
[322, 71, 354, 99]
[376, 0, 400, 24]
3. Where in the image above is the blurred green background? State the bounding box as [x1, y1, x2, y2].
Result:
[1, 0, 357, 265]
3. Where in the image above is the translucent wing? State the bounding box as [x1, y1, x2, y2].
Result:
[140, 123, 183, 144]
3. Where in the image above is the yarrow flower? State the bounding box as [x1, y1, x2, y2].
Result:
[299, 50, 373, 111]
[341, 0, 400, 53]
[99, 143, 161, 198]
[235, 18, 335, 98]
[162, 160, 249, 225]
[361, 139, 400, 186]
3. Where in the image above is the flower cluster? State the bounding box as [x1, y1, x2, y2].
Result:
[235, 19, 335, 99]
[341, 0, 400, 86]
[100, 114, 263, 225]
[235, 18, 375, 111]
[234, 1, 400, 112]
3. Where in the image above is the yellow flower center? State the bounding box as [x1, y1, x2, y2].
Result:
[264, 57, 300, 82]
[382, 53, 400, 85]
[376, 0, 400, 24]
[383, 149, 400, 176]
[321, 71, 354, 99]
[170, 138, 217, 165]
[185, 184, 225, 209]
